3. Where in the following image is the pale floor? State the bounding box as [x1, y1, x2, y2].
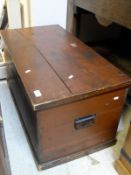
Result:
[0, 80, 131, 175]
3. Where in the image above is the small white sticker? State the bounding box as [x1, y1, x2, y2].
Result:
[25, 69, 31, 74]
[33, 90, 42, 97]
[70, 43, 77, 48]
[113, 96, 119, 101]
[68, 75, 74, 79]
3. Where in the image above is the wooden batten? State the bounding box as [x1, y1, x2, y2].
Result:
[115, 123, 131, 175]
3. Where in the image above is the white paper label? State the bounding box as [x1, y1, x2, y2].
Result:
[113, 96, 119, 101]
[70, 43, 77, 48]
[68, 75, 74, 79]
[33, 90, 42, 97]
[25, 69, 31, 74]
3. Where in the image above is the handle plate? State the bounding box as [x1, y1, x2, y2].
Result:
[74, 114, 96, 130]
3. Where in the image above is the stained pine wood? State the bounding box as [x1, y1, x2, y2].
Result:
[1, 28, 70, 110]
[121, 125, 131, 167]
[37, 89, 125, 162]
[115, 124, 131, 174]
[115, 160, 131, 175]
[1, 25, 131, 169]
[2, 25, 131, 110]
[10, 76, 126, 169]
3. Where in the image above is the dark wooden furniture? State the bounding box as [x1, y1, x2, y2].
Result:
[0, 106, 11, 175]
[115, 122, 131, 175]
[1, 25, 131, 170]
[66, 0, 131, 33]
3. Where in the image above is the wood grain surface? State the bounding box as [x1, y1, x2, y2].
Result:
[120, 125, 131, 173]
[1, 25, 131, 110]
[37, 89, 126, 162]
[9, 72, 127, 168]
[115, 160, 131, 175]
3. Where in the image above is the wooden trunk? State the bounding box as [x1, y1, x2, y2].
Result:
[1, 25, 131, 170]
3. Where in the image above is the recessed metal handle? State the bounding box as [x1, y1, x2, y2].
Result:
[74, 114, 96, 130]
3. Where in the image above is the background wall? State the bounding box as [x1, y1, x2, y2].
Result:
[20, 0, 31, 28]
[31, 0, 67, 29]
[0, 0, 5, 16]
[4, 0, 68, 29]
